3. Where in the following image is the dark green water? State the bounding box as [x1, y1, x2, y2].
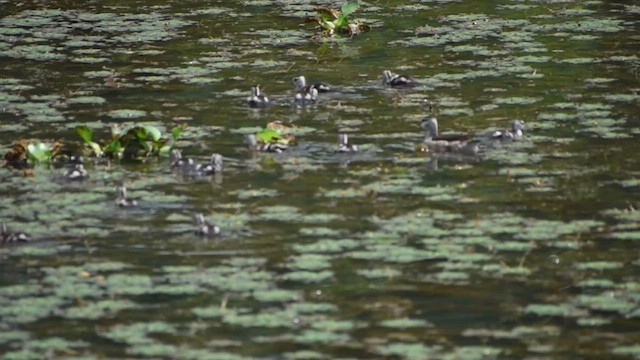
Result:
[1, 0, 640, 359]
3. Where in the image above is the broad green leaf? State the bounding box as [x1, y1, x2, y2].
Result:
[341, 1, 359, 17]
[144, 125, 162, 142]
[27, 142, 53, 163]
[257, 128, 281, 143]
[76, 126, 94, 144]
[132, 127, 148, 141]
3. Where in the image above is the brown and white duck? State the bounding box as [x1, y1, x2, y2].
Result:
[420, 116, 478, 154]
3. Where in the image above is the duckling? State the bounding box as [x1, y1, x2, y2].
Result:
[292, 75, 331, 94]
[1, 223, 31, 244]
[383, 69, 417, 87]
[194, 153, 223, 175]
[115, 186, 138, 208]
[293, 87, 319, 106]
[170, 149, 194, 170]
[246, 85, 270, 108]
[336, 133, 358, 153]
[63, 164, 89, 181]
[491, 119, 525, 140]
[421, 116, 478, 154]
[245, 134, 288, 153]
[194, 213, 220, 236]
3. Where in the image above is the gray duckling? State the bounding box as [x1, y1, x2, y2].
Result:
[170, 149, 195, 170]
[194, 213, 220, 236]
[63, 164, 89, 181]
[245, 134, 288, 153]
[383, 69, 417, 87]
[194, 153, 223, 175]
[292, 75, 331, 93]
[491, 119, 525, 140]
[246, 85, 270, 108]
[115, 186, 138, 208]
[421, 116, 478, 154]
[1, 223, 31, 244]
[336, 133, 358, 153]
[293, 86, 319, 106]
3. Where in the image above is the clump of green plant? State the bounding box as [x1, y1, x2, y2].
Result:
[258, 122, 296, 145]
[315, 1, 369, 37]
[76, 124, 185, 159]
[2, 140, 62, 168]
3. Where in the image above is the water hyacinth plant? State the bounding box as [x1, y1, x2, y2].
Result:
[76, 124, 185, 159]
[258, 122, 296, 146]
[315, 1, 370, 37]
[3, 140, 62, 168]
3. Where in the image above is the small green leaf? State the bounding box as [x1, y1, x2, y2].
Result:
[171, 126, 184, 141]
[341, 1, 359, 17]
[334, 15, 347, 29]
[76, 126, 94, 144]
[87, 141, 103, 157]
[159, 145, 172, 155]
[144, 125, 162, 142]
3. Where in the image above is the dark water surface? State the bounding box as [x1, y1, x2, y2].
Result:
[1, 0, 640, 358]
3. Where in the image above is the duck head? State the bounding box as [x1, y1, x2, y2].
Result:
[512, 120, 525, 136]
[210, 153, 223, 173]
[292, 75, 306, 90]
[420, 116, 439, 139]
[245, 134, 258, 147]
[382, 70, 394, 83]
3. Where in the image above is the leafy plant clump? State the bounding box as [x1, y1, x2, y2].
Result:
[76, 124, 185, 159]
[257, 122, 297, 146]
[315, 1, 370, 37]
[2, 140, 62, 168]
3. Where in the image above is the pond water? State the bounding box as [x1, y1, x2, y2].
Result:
[1, 0, 640, 358]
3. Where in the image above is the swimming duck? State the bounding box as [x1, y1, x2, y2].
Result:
[292, 75, 331, 93]
[194, 153, 223, 175]
[245, 134, 288, 153]
[293, 87, 319, 106]
[63, 164, 89, 181]
[115, 186, 138, 208]
[336, 133, 359, 153]
[420, 116, 478, 154]
[194, 213, 220, 236]
[1, 223, 31, 244]
[383, 70, 417, 87]
[491, 119, 525, 140]
[246, 85, 270, 108]
[170, 149, 194, 170]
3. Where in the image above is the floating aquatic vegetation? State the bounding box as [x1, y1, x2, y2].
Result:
[293, 238, 359, 253]
[64, 299, 137, 320]
[2, 139, 62, 168]
[76, 123, 184, 159]
[314, 1, 370, 37]
[380, 317, 433, 329]
[376, 342, 441, 359]
[295, 329, 350, 344]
